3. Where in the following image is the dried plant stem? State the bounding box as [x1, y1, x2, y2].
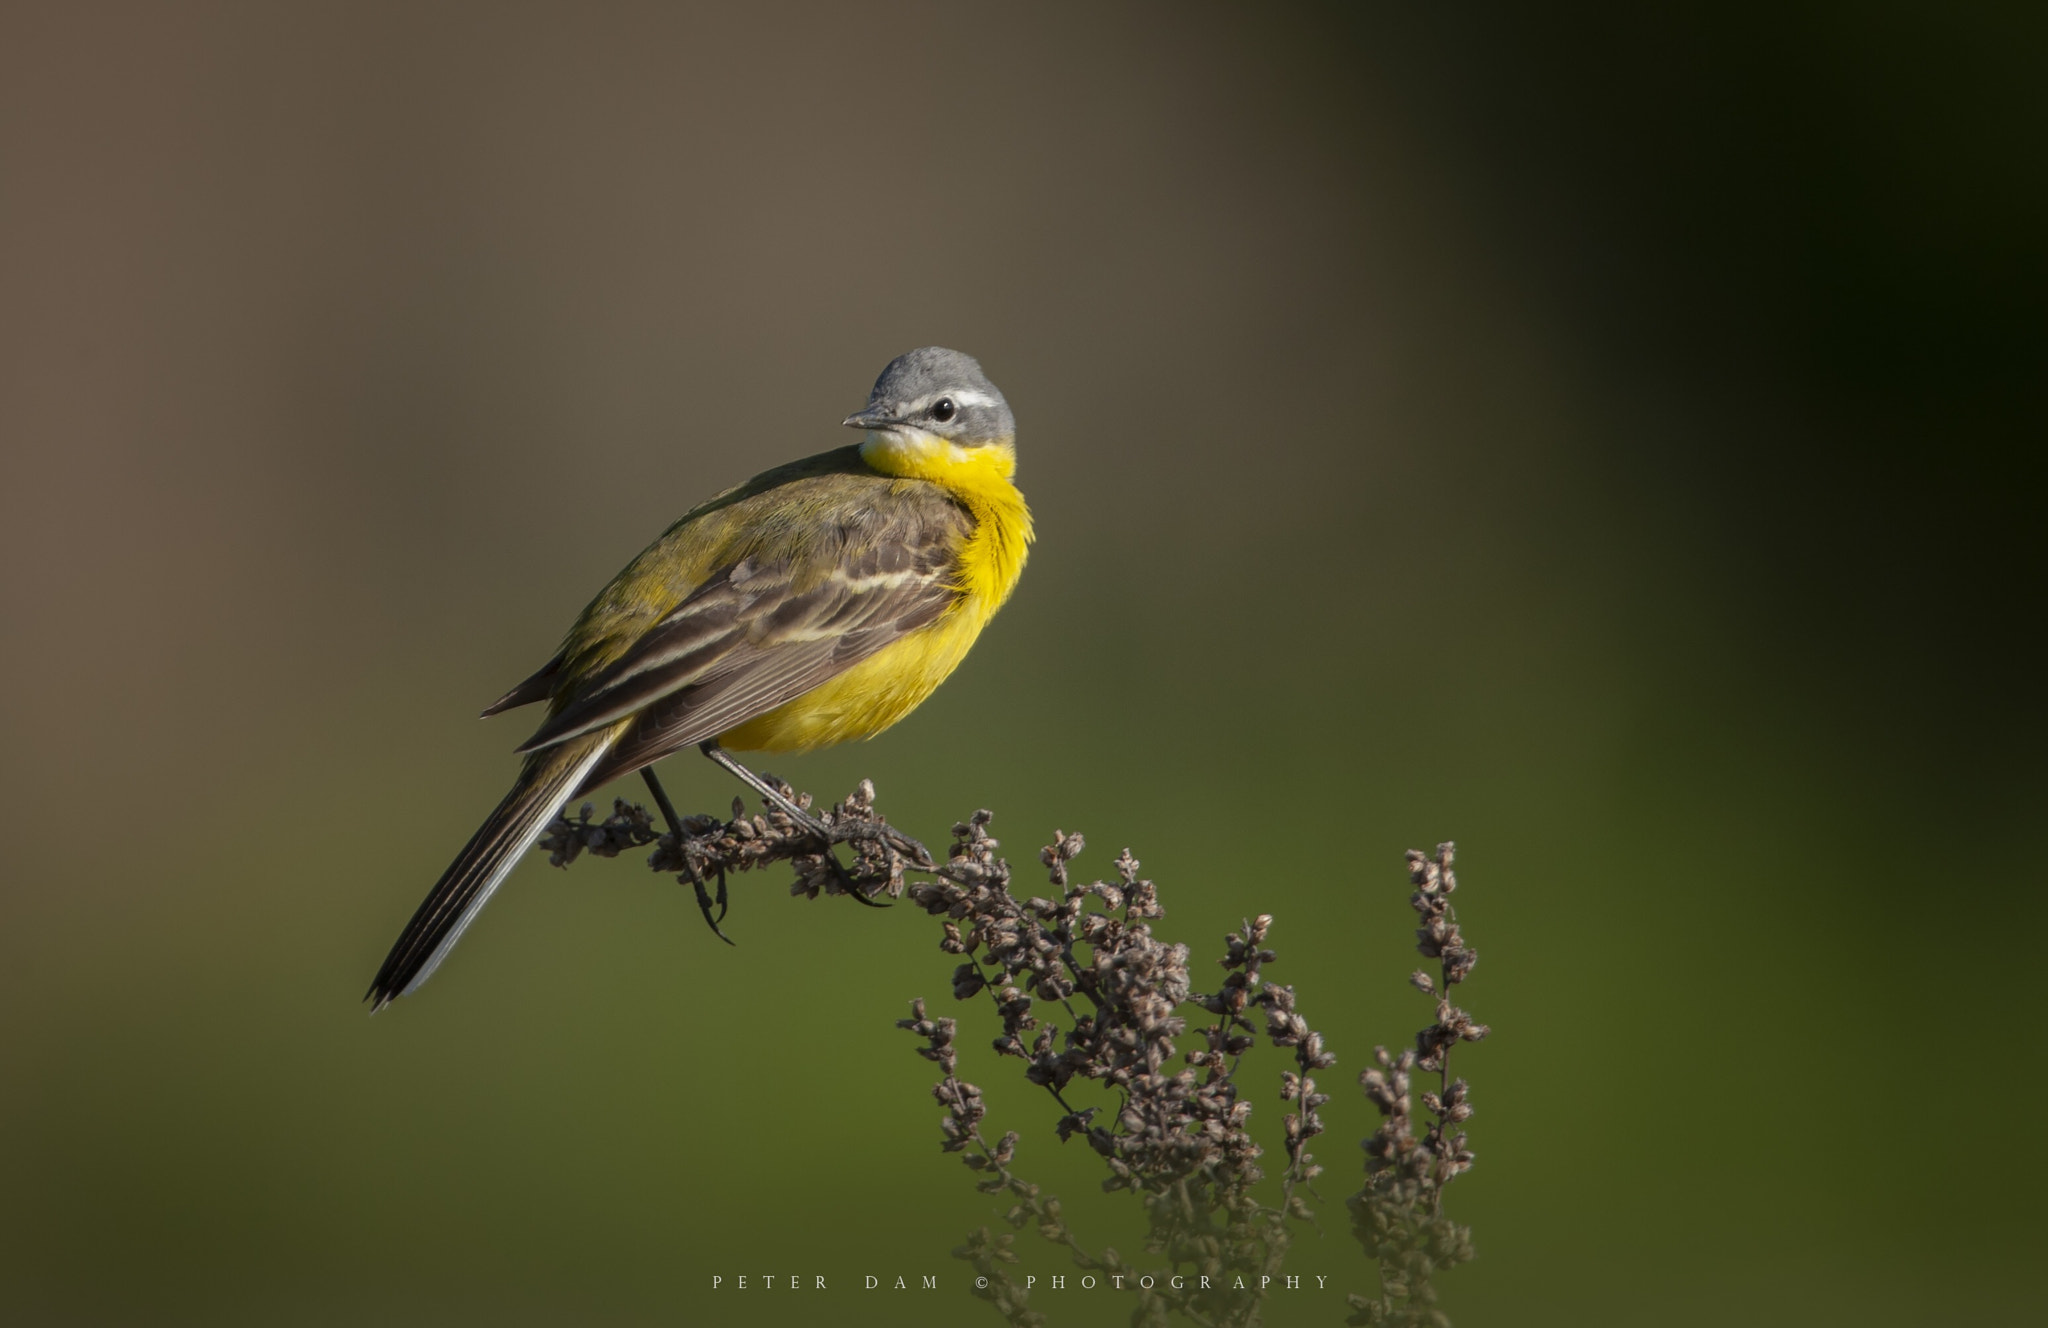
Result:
[1346, 844, 1488, 1328]
[541, 778, 1490, 1328]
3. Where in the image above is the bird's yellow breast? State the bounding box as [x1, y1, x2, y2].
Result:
[716, 433, 1031, 753]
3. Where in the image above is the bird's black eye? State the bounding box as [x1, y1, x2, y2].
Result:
[930, 398, 956, 423]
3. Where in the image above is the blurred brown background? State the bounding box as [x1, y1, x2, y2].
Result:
[2, 3, 2042, 1325]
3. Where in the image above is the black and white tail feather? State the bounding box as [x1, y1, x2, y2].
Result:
[365, 733, 614, 1012]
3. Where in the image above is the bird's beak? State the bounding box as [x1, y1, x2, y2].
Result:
[842, 404, 903, 431]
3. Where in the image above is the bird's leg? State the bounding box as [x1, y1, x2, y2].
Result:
[698, 741, 889, 908]
[698, 742, 831, 835]
[640, 765, 685, 835]
[642, 766, 735, 946]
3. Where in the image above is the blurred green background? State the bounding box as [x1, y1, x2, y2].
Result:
[2, 3, 2042, 1324]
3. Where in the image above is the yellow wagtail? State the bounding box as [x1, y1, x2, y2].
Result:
[366, 347, 1031, 1010]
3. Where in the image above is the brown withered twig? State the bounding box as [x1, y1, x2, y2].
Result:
[538, 775, 931, 905]
[540, 780, 1488, 1328]
[1346, 844, 1488, 1328]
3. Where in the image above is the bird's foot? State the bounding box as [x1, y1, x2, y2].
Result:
[680, 850, 736, 945]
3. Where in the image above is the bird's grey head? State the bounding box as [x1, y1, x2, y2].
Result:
[842, 346, 1015, 447]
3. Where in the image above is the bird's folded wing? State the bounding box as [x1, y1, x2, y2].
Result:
[480, 651, 563, 716]
[516, 511, 965, 760]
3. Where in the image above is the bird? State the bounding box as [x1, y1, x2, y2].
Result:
[365, 347, 1032, 1011]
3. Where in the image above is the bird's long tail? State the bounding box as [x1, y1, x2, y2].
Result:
[366, 731, 617, 1011]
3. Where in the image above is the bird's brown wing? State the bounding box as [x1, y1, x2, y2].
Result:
[518, 494, 970, 791]
[479, 652, 563, 717]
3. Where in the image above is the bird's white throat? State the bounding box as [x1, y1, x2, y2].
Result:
[859, 428, 979, 471]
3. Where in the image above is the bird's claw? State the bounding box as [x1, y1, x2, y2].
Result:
[679, 848, 736, 945]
